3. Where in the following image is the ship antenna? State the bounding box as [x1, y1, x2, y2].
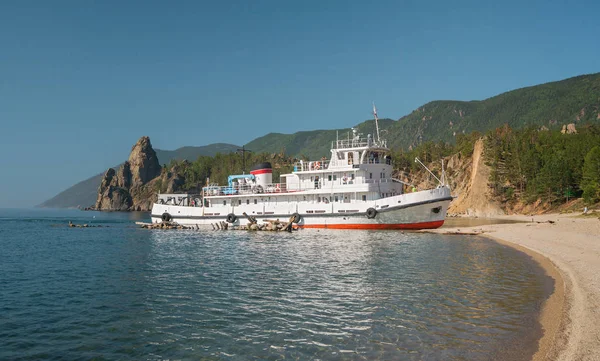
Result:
[373, 102, 381, 144]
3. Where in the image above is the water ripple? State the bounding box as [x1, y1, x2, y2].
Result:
[0, 210, 551, 360]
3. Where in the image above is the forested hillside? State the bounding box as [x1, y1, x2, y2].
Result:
[384, 73, 600, 150]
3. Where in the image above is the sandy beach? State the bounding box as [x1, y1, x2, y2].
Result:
[430, 213, 600, 360]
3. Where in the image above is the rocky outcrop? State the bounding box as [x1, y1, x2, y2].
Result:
[561, 123, 577, 134]
[128, 136, 161, 187]
[95, 136, 163, 211]
[94, 168, 133, 211]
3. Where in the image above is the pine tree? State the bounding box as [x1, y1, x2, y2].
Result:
[582, 146, 600, 203]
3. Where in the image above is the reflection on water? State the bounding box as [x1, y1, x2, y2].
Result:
[0, 210, 550, 361]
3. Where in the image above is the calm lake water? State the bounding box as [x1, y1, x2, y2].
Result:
[0, 209, 551, 360]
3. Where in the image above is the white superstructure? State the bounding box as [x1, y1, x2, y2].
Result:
[151, 112, 452, 230]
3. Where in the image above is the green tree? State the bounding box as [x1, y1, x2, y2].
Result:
[582, 146, 600, 203]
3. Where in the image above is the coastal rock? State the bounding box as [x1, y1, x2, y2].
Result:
[128, 136, 161, 188]
[99, 168, 115, 192]
[96, 186, 133, 211]
[161, 162, 188, 194]
[114, 161, 132, 189]
[95, 136, 162, 211]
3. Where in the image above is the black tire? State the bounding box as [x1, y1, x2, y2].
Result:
[226, 213, 237, 223]
[161, 212, 172, 222]
[291, 212, 301, 223]
[366, 208, 377, 219]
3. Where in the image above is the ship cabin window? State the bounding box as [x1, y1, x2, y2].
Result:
[246, 199, 250, 205]
[351, 174, 355, 180]
[334, 196, 339, 202]
[254, 199, 257, 204]
[317, 196, 321, 203]
[328, 175, 332, 181]
[223, 200, 226, 205]
[348, 152, 354, 165]
[362, 195, 367, 201]
[238, 200, 242, 205]
[369, 173, 373, 179]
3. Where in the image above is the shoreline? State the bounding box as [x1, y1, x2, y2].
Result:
[430, 213, 600, 360]
[485, 234, 566, 361]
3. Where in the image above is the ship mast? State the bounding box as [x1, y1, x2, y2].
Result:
[373, 102, 381, 144]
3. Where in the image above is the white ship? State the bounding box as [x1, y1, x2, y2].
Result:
[151, 106, 452, 229]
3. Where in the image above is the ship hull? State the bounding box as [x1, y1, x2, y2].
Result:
[150, 187, 452, 230]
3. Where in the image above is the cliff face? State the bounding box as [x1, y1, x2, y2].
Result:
[397, 138, 504, 217]
[445, 139, 504, 217]
[95, 136, 163, 211]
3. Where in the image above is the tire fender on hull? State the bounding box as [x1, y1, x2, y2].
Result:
[162, 212, 172, 222]
[366, 208, 377, 219]
[226, 213, 237, 223]
[291, 213, 302, 223]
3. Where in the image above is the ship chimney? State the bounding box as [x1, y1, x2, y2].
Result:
[250, 162, 272, 189]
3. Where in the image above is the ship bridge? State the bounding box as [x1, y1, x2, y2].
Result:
[293, 132, 391, 172]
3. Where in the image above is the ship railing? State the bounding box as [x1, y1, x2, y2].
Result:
[323, 157, 393, 168]
[202, 183, 294, 196]
[293, 160, 330, 172]
[156, 193, 202, 207]
[364, 178, 396, 184]
[362, 157, 392, 165]
[332, 138, 388, 150]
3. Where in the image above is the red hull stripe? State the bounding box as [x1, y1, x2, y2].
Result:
[250, 169, 272, 175]
[298, 220, 445, 230]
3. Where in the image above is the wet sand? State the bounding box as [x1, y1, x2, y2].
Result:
[429, 213, 600, 360]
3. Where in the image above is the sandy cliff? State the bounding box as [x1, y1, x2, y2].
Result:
[446, 139, 505, 217]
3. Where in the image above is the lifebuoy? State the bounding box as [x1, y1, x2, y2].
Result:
[366, 208, 377, 219]
[226, 213, 237, 223]
[314, 162, 321, 170]
[291, 213, 302, 223]
[161, 212, 172, 222]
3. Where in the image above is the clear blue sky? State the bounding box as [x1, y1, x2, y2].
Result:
[1, 0, 598, 208]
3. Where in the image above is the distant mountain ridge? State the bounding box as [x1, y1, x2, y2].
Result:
[39, 72, 600, 208]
